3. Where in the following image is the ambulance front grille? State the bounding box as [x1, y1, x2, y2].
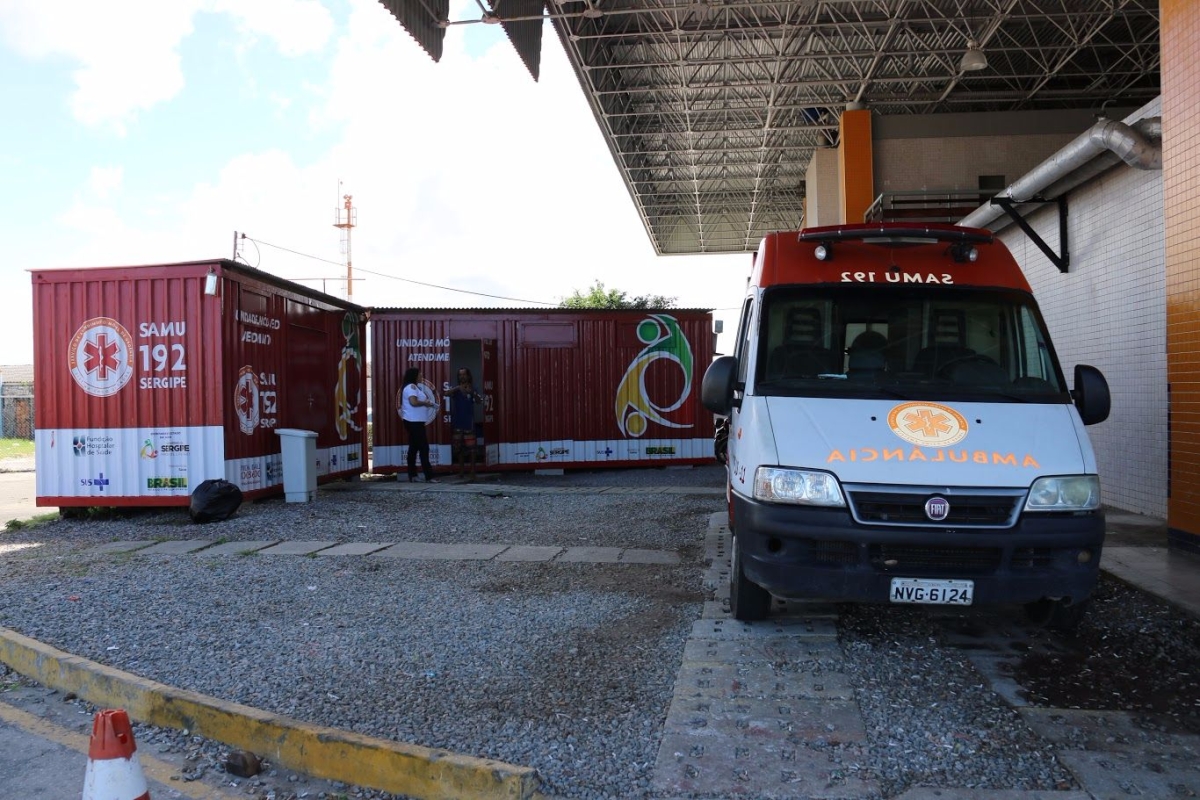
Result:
[846, 487, 1024, 528]
[869, 543, 1003, 574]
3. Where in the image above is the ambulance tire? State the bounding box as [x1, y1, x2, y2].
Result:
[1024, 597, 1090, 632]
[730, 536, 771, 621]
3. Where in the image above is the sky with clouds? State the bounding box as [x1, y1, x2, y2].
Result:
[0, 0, 750, 368]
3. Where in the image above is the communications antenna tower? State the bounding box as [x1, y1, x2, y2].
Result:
[333, 188, 357, 300]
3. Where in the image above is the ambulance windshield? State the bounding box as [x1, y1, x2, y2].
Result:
[754, 286, 1069, 401]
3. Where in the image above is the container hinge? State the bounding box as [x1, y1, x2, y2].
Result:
[990, 196, 1069, 273]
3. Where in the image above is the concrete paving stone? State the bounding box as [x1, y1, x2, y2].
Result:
[197, 540, 280, 556]
[683, 638, 845, 664]
[136, 540, 217, 555]
[91, 541, 157, 554]
[495, 546, 563, 562]
[664, 696, 867, 743]
[690, 617, 838, 641]
[620, 548, 680, 564]
[964, 652, 1031, 708]
[1019, 707, 1200, 753]
[703, 599, 730, 619]
[1056, 747, 1200, 799]
[256, 541, 338, 556]
[702, 568, 729, 591]
[894, 790, 1092, 800]
[371, 542, 508, 560]
[316, 542, 394, 556]
[555, 547, 624, 563]
[652, 730, 878, 799]
[672, 661, 854, 701]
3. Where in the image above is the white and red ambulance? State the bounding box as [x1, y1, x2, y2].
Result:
[702, 223, 1111, 629]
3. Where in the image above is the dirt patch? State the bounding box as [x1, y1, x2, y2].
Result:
[1009, 576, 1200, 734]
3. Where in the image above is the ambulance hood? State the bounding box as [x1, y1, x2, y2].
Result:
[762, 396, 1094, 487]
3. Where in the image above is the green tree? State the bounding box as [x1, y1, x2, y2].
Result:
[559, 280, 676, 309]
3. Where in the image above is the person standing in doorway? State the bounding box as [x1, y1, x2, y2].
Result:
[445, 366, 482, 480]
[400, 367, 438, 483]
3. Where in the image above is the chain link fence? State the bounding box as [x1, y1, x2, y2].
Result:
[1, 393, 34, 440]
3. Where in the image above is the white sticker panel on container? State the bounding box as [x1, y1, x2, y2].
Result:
[35, 426, 224, 499]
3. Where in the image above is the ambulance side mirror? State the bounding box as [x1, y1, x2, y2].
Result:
[702, 356, 738, 414]
[1072, 364, 1110, 425]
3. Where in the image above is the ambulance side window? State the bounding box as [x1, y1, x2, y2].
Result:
[734, 298, 755, 386]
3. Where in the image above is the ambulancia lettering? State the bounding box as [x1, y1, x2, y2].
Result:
[827, 448, 1040, 468]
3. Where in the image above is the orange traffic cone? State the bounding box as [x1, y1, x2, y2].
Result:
[82, 709, 150, 800]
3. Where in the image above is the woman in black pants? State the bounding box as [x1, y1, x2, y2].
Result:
[399, 367, 438, 483]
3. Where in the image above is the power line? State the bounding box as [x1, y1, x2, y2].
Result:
[244, 235, 556, 306]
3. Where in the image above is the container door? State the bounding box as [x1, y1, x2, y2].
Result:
[481, 338, 498, 466]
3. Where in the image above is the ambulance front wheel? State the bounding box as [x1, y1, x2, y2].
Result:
[730, 535, 771, 621]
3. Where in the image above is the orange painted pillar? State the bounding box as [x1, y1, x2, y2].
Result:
[839, 109, 874, 224]
[1163, 0, 1200, 553]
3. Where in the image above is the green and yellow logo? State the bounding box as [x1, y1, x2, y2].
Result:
[147, 477, 188, 489]
[615, 315, 695, 438]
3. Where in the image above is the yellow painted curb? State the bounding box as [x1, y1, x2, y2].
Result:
[0, 626, 540, 800]
[0, 697, 245, 799]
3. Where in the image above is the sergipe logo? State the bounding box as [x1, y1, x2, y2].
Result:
[614, 314, 695, 438]
[140, 438, 158, 460]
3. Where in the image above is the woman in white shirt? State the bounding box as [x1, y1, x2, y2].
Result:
[399, 367, 439, 483]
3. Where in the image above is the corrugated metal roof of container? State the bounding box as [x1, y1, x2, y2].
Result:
[34, 258, 367, 313]
[0, 365, 33, 383]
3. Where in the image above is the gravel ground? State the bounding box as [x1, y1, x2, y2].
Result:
[0, 467, 722, 800]
[2, 464, 1199, 800]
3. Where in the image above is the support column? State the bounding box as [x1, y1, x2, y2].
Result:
[838, 109, 874, 224]
[1163, 0, 1200, 553]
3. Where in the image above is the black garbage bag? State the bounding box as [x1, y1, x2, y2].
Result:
[189, 479, 244, 523]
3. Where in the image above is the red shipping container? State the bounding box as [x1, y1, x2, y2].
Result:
[32, 260, 367, 507]
[370, 308, 716, 473]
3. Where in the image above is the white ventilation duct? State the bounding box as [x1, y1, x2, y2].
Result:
[960, 116, 1162, 231]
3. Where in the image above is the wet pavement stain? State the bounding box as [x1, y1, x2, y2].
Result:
[1007, 576, 1200, 734]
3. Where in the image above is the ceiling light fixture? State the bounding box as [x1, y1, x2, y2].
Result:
[960, 39, 988, 72]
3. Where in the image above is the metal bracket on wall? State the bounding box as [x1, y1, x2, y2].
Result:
[990, 196, 1069, 273]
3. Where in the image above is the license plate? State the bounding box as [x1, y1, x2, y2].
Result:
[889, 578, 974, 605]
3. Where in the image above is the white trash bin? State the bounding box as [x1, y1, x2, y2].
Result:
[276, 428, 317, 503]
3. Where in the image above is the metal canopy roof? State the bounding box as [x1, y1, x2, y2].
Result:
[379, 0, 1161, 255]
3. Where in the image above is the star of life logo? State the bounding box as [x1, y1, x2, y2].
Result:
[68, 317, 134, 397]
[887, 402, 969, 447]
[235, 366, 261, 435]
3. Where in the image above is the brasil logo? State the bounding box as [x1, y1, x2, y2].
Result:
[615, 314, 695, 438]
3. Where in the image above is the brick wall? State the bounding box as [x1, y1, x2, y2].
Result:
[996, 99, 1166, 517]
[1162, 0, 1200, 549]
[875, 133, 1076, 195]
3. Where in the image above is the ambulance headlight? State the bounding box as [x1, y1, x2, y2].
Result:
[754, 467, 845, 507]
[1024, 476, 1101, 511]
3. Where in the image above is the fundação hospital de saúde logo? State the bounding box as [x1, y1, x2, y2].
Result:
[615, 315, 695, 438]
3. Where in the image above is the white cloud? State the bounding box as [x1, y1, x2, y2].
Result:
[0, 0, 331, 132]
[0, 0, 749, 364]
[88, 166, 123, 199]
[210, 0, 333, 57]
